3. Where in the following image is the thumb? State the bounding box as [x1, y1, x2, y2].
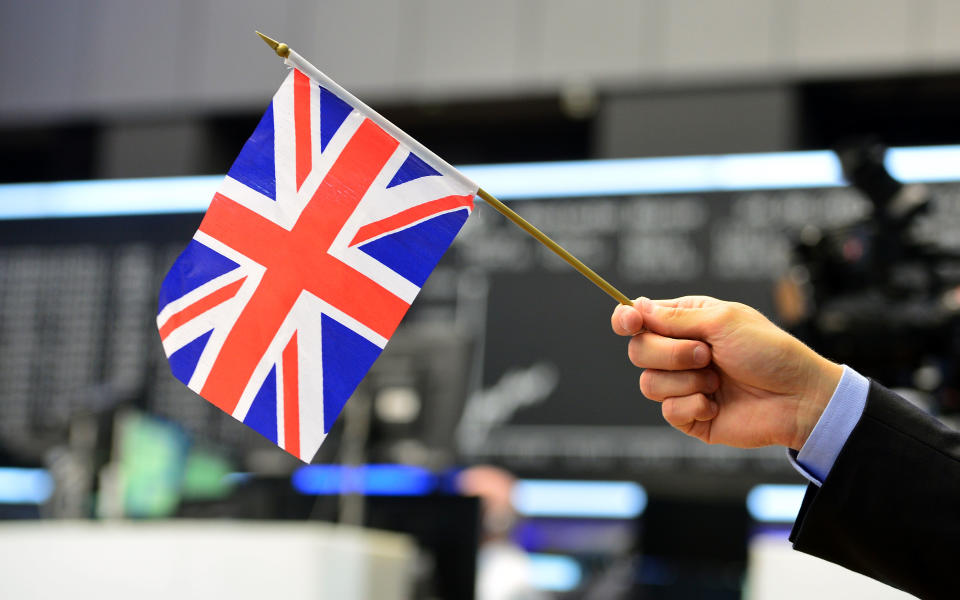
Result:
[639, 297, 722, 341]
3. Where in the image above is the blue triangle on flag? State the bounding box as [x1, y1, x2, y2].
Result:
[358, 209, 469, 286]
[243, 366, 278, 444]
[321, 314, 382, 433]
[226, 101, 277, 201]
[320, 86, 353, 152]
[387, 152, 441, 188]
[158, 240, 240, 312]
[168, 329, 213, 385]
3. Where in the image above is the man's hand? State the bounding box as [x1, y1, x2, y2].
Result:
[611, 296, 843, 450]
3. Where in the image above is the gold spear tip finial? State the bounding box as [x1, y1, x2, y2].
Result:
[255, 31, 290, 58]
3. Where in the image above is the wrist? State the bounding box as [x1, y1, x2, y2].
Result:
[790, 355, 843, 451]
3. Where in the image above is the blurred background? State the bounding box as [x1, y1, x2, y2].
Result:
[1, 1, 958, 598]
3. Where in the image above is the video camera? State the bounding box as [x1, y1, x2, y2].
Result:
[778, 138, 960, 414]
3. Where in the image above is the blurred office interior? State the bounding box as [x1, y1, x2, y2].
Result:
[1, 1, 957, 598]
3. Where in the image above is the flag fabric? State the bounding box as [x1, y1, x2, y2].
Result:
[156, 66, 478, 461]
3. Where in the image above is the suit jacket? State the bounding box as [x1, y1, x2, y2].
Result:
[789, 380, 960, 599]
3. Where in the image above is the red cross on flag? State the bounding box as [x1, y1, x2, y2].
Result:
[156, 59, 478, 461]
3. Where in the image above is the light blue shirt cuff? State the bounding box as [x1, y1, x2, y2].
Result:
[787, 365, 869, 486]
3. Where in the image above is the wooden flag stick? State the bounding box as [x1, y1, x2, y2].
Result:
[255, 31, 633, 306]
[477, 188, 632, 305]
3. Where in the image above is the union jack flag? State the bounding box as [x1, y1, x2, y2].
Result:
[156, 67, 477, 461]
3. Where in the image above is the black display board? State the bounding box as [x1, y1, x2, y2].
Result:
[440, 188, 865, 488]
[4, 182, 957, 488]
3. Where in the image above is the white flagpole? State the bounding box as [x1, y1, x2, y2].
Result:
[255, 32, 477, 194]
[254, 32, 633, 306]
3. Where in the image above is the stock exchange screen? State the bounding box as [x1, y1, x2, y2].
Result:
[0, 214, 271, 459]
[3, 149, 958, 490]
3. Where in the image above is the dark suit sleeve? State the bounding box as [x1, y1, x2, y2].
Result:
[789, 380, 960, 599]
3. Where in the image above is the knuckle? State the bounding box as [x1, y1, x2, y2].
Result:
[718, 304, 739, 322]
[639, 370, 658, 398]
[627, 337, 642, 366]
[661, 398, 676, 423]
[662, 397, 686, 427]
[694, 393, 709, 412]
